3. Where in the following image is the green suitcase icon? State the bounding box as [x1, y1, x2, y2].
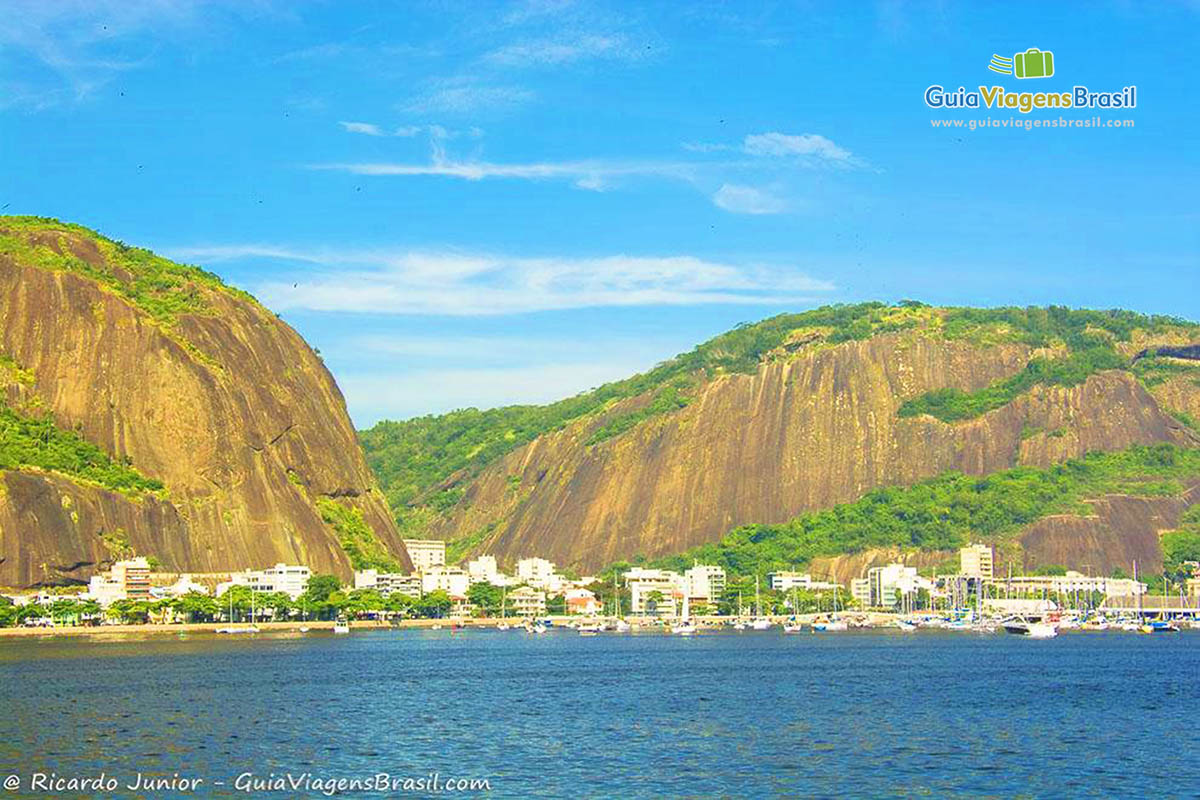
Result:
[1014, 48, 1054, 79]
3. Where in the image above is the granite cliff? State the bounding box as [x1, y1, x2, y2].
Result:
[363, 303, 1200, 574]
[0, 217, 409, 587]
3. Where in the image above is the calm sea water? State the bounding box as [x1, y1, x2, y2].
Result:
[1, 629, 1198, 799]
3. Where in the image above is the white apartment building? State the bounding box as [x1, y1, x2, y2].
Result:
[994, 571, 1145, 598]
[959, 543, 995, 580]
[516, 557, 560, 591]
[850, 578, 871, 608]
[625, 567, 685, 616]
[508, 586, 547, 617]
[866, 563, 929, 608]
[420, 566, 470, 597]
[403, 539, 446, 571]
[768, 571, 842, 593]
[684, 564, 727, 605]
[218, 564, 311, 599]
[466, 555, 512, 586]
[354, 570, 421, 598]
[86, 557, 151, 606]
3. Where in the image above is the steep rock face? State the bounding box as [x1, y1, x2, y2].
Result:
[0, 222, 408, 587]
[1015, 484, 1200, 576]
[437, 333, 1196, 572]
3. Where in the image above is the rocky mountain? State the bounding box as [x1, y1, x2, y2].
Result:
[363, 303, 1200, 575]
[0, 217, 409, 588]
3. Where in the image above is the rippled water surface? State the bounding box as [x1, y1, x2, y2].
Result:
[2, 629, 1199, 798]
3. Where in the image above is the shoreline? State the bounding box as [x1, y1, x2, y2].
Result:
[0, 613, 902, 640]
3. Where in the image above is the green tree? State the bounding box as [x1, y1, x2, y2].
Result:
[467, 582, 504, 616]
[176, 591, 218, 622]
[546, 593, 566, 615]
[416, 590, 452, 618]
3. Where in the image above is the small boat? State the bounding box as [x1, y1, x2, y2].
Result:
[894, 620, 918, 633]
[298, 626, 311, 633]
[333, 616, 350, 634]
[750, 618, 773, 631]
[613, 619, 631, 633]
[216, 625, 259, 635]
[671, 620, 697, 636]
[577, 620, 606, 634]
[496, 622, 511, 631]
[782, 622, 804, 633]
[1139, 619, 1180, 633]
[1002, 618, 1057, 638]
[812, 618, 848, 632]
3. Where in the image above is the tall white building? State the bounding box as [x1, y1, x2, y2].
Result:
[403, 539, 446, 571]
[866, 563, 929, 608]
[218, 564, 310, 599]
[420, 566, 470, 597]
[516, 557, 559, 590]
[86, 557, 151, 606]
[684, 563, 727, 604]
[467, 555, 509, 586]
[625, 567, 685, 616]
[960, 543, 995, 580]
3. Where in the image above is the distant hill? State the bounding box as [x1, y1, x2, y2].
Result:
[0, 217, 409, 588]
[361, 302, 1200, 574]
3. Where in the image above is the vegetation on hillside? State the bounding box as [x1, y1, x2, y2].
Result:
[899, 306, 1195, 422]
[648, 444, 1200, 579]
[1162, 505, 1200, 580]
[0, 403, 164, 496]
[315, 497, 401, 571]
[361, 303, 1198, 534]
[0, 215, 255, 325]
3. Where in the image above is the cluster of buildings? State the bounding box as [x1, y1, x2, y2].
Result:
[622, 564, 728, 616]
[16, 539, 1192, 620]
[79, 558, 312, 608]
[353, 540, 604, 617]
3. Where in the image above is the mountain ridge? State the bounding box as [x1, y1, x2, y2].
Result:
[0, 217, 410, 588]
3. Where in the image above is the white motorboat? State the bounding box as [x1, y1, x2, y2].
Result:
[216, 625, 259, 635]
[812, 618, 848, 632]
[1002, 618, 1057, 638]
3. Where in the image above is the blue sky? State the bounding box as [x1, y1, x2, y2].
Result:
[3, 1, 1198, 425]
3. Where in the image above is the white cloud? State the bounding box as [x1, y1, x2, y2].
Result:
[394, 125, 423, 137]
[712, 184, 786, 215]
[309, 157, 697, 190]
[167, 245, 834, 316]
[484, 34, 634, 67]
[743, 132, 855, 164]
[339, 120, 385, 136]
[401, 84, 535, 114]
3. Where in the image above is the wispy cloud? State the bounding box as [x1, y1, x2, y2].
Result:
[339, 120, 385, 136]
[167, 245, 835, 316]
[400, 82, 535, 114]
[309, 157, 696, 190]
[712, 184, 786, 215]
[0, 0, 244, 108]
[312, 128, 863, 212]
[484, 34, 637, 67]
[743, 132, 857, 164]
